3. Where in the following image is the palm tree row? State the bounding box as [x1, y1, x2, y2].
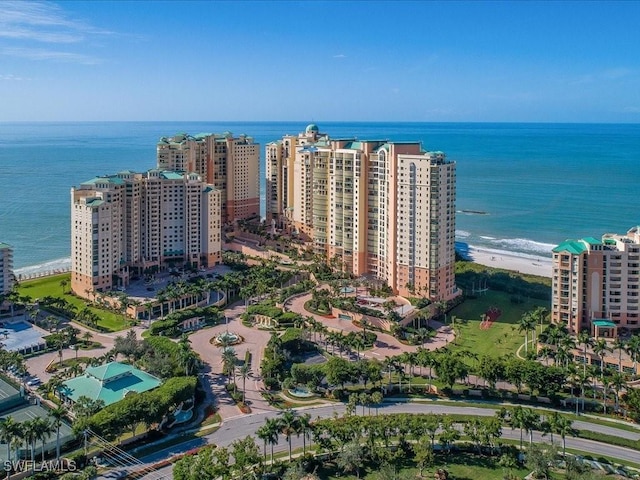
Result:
[255, 409, 313, 463]
[0, 406, 67, 467]
[254, 408, 576, 473]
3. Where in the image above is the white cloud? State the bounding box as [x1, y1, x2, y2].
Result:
[0, 1, 116, 64]
[0, 47, 101, 65]
[569, 67, 633, 86]
[333, 54, 347, 59]
[0, 73, 29, 81]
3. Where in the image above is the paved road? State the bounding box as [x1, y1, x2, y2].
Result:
[98, 401, 640, 480]
[24, 320, 144, 383]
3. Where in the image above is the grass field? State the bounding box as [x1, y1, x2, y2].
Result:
[17, 273, 129, 332]
[448, 290, 548, 360]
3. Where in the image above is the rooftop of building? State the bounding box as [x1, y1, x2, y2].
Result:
[80, 170, 206, 186]
[0, 319, 47, 353]
[0, 243, 12, 250]
[60, 361, 162, 406]
[582, 237, 602, 245]
[0, 377, 20, 403]
[552, 239, 588, 255]
[158, 132, 256, 144]
[84, 198, 105, 207]
[81, 176, 126, 186]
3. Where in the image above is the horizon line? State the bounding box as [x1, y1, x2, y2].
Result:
[1, 120, 640, 125]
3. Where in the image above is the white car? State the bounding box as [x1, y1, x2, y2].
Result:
[26, 378, 41, 387]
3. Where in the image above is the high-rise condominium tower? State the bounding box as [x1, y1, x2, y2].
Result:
[157, 132, 260, 224]
[0, 243, 14, 294]
[71, 170, 221, 298]
[266, 125, 458, 301]
[552, 226, 640, 336]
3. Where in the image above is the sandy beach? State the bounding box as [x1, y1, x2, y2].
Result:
[459, 243, 552, 278]
[13, 243, 553, 282]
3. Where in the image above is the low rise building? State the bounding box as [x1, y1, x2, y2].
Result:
[59, 362, 162, 407]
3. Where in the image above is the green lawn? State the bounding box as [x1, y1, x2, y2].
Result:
[17, 273, 129, 332]
[447, 290, 547, 360]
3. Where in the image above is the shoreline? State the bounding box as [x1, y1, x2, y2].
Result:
[457, 243, 552, 278]
[13, 242, 553, 283]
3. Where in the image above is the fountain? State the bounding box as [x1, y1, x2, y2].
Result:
[214, 330, 241, 346]
[212, 316, 243, 346]
[287, 385, 315, 398]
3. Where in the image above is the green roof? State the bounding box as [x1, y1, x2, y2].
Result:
[85, 198, 105, 207]
[342, 141, 363, 150]
[160, 171, 184, 180]
[86, 362, 134, 381]
[60, 362, 162, 406]
[604, 238, 617, 245]
[592, 319, 616, 328]
[0, 243, 12, 250]
[552, 240, 587, 255]
[81, 176, 125, 186]
[582, 237, 602, 245]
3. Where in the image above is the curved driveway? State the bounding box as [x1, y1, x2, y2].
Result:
[286, 290, 455, 358]
[187, 304, 274, 419]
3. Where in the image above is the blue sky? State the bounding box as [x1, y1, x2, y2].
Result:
[0, 1, 638, 122]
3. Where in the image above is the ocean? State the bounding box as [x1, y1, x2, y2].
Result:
[1, 121, 639, 275]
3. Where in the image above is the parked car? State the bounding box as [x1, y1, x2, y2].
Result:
[26, 377, 41, 387]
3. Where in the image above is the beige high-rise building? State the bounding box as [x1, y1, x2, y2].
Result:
[157, 132, 260, 224]
[266, 125, 459, 301]
[0, 243, 14, 295]
[71, 170, 221, 298]
[552, 226, 640, 336]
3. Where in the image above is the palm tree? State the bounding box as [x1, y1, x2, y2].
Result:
[256, 420, 277, 464]
[612, 337, 626, 373]
[82, 330, 93, 345]
[48, 405, 67, 460]
[610, 371, 626, 412]
[34, 417, 54, 463]
[298, 413, 313, 455]
[592, 338, 611, 379]
[0, 416, 19, 463]
[625, 334, 640, 377]
[265, 417, 281, 465]
[522, 408, 539, 445]
[238, 363, 251, 404]
[553, 415, 575, 457]
[23, 419, 38, 469]
[221, 348, 238, 386]
[531, 306, 548, 343]
[278, 409, 299, 461]
[577, 330, 593, 376]
[518, 312, 536, 354]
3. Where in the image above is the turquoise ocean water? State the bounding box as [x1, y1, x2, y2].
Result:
[0, 122, 639, 273]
